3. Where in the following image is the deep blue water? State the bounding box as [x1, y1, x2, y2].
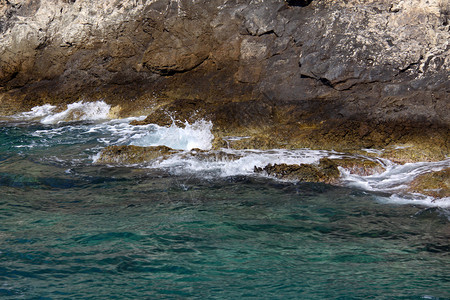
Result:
[0, 120, 449, 299]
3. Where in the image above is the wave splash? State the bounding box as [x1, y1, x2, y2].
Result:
[12, 101, 111, 124]
[129, 120, 214, 151]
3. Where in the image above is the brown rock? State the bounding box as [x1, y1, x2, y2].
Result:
[381, 144, 449, 164]
[330, 157, 386, 176]
[409, 168, 450, 198]
[95, 145, 178, 165]
[142, 19, 212, 75]
[254, 158, 340, 184]
[181, 148, 242, 162]
[129, 99, 209, 127]
[130, 113, 175, 127]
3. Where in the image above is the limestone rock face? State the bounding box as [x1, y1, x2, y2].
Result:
[0, 0, 448, 157]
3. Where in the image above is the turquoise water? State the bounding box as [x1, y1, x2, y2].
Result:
[0, 120, 449, 299]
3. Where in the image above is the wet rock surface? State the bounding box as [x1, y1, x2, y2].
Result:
[254, 156, 387, 183]
[96, 145, 178, 165]
[96, 145, 242, 165]
[329, 157, 386, 176]
[409, 168, 450, 198]
[254, 158, 341, 184]
[0, 0, 449, 161]
[180, 148, 243, 162]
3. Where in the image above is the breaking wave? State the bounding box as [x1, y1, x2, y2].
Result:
[12, 100, 111, 124]
[129, 120, 214, 151]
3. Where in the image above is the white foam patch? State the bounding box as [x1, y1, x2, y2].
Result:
[151, 148, 334, 178]
[129, 120, 214, 151]
[13, 104, 57, 121]
[41, 101, 111, 124]
[340, 159, 450, 193]
[340, 158, 450, 208]
[12, 101, 111, 124]
[377, 195, 450, 208]
[149, 150, 450, 209]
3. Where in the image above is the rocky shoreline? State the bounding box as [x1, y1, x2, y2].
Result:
[1, 0, 449, 164]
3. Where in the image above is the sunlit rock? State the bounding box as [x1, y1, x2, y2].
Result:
[409, 168, 450, 198]
[330, 158, 386, 176]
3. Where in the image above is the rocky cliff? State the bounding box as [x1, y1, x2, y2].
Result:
[1, 0, 449, 159]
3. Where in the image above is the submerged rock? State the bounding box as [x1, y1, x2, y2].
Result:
[96, 145, 178, 165]
[409, 168, 450, 198]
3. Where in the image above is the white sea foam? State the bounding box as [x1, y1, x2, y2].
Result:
[339, 159, 450, 208]
[41, 101, 111, 124]
[129, 120, 214, 150]
[147, 146, 450, 208]
[377, 195, 450, 208]
[154, 148, 333, 177]
[340, 159, 450, 193]
[85, 118, 449, 208]
[12, 101, 111, 124]
[13, 104, 57, 121]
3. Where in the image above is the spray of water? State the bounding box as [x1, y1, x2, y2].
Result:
[12, 101, 111, 124]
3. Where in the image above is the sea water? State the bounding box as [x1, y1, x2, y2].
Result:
[0, 102, 449, 299]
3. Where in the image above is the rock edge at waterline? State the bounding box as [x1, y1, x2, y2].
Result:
[409, 168, 450, 198]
